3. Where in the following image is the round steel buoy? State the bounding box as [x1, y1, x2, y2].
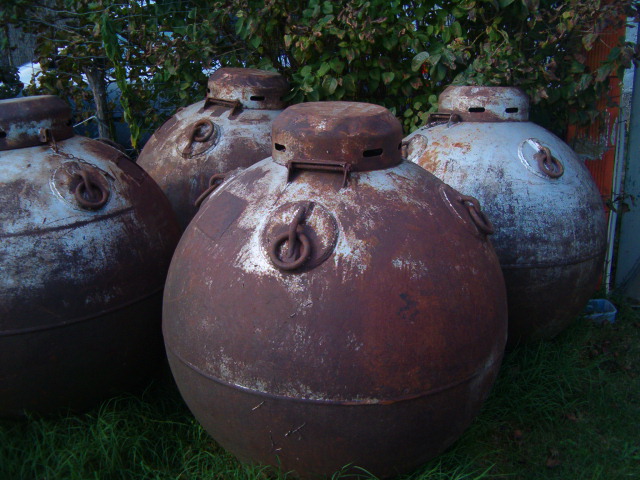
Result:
[405, 86, 607, 344]
[0, 95, 181, 416]
[137, 67, 289, 229]
[163, 101, 508, 478]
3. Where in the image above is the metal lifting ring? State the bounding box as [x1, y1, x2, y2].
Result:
[268, 228, 312, 271]
[535, 146, 564, 179]
[192, 118, 215, 143]
[181, 118, 216, 157]
[74, 170, 109, 209]
[194, 173, 226, 208]
[459, 194, 494, 235]
[268, 206, 312, 270]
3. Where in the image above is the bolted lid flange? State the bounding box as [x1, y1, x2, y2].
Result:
[0, 95, 74, 151]
[439, 86, 529, 122]
[206, 67, 289, 110]
[271, 102, 403, 174]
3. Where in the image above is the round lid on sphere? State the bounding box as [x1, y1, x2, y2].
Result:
[0, 95, 74, 151]
[271, 101, 403, 172]
[438, 86, 529, 122]
[206, 67, 289, 110]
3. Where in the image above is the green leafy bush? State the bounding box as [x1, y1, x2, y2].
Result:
[228, 0, 639, 133]
[2, 0, 638, 148]
[0, 66, 22, 99]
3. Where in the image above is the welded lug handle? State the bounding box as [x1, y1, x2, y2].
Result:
[534, 146, 564, 178]
[286, 159, 352, 188]
[426, 112, 461, 128]
[74, 169, 109, 210]
[39, 127, 59, 152]
[181, 118, 215, 157]
[194, 173, 227, 209]
[400, 139, 410, 159]
[268, 206, 313, 271]
[204, 97, 242, 114]
[459, 194, 494, 235]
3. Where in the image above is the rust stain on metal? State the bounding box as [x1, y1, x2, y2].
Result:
[406, 86, 607, 344]
[271, 101, 403, 179]
[164, 101, 508, 478]
[0, 96, 181, 417]
[138, 68, 289, 230]
[438, 85, 530, 122]
[0, 96, 73, 151]
[206, 67, 289, 110]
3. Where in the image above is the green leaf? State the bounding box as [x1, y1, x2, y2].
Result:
[576, 73, 592, 91]
[451, 21, 462, 39]
[582, 33, 598, 51]
[308, 88, 320, 101]
[250, 36, 261, 49]
[382, 72, 395, 85]
[595, 63, 614, 83]
[317, 62, 331, 76]
[330, 57, 345, 74]
[412, 52, 430, 72]
[322, 76, 338, 94]
[442, 27, 451, 43]
[235, 17, 245, 36]
[382, 35, 397, 51]
[343, 74, 356, 92]
[569, 61, 585, 74]
[442, 49, 457, 69]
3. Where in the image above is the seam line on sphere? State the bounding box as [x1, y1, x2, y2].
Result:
[0, 207, 135, 238]
[166, 348, 491, 405]
[0, 286, 163, 336]
[500, 248, 606, 269]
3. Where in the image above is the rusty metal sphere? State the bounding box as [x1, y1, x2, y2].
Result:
[163, 101, 508, 478]
[137, 67, 290, 230]
[405, 86, 607, 345]
[0, 96, 181, 416]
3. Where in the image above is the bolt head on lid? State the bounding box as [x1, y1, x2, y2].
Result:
[207, 68, 289, 110]
[271, 102, 403, 172]
[439, 86, 529, 122]
[0, 95, 74, 151]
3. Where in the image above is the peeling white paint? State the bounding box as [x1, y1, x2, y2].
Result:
[391, 257, 429, 281]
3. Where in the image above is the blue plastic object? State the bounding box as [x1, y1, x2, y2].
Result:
[584, 299, 617, 324]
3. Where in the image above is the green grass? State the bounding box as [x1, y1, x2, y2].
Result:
[1, 298, 639, 480]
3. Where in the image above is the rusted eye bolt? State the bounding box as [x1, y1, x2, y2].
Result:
[459, 194, 494, 235]
[182, 118, 216, 157]
[194, 173, 226, 209]
[192, 118, 215, 143]
[73, 169, 109, 209]
[534, 146, 564, 179]
[268, 206, 312, 271]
